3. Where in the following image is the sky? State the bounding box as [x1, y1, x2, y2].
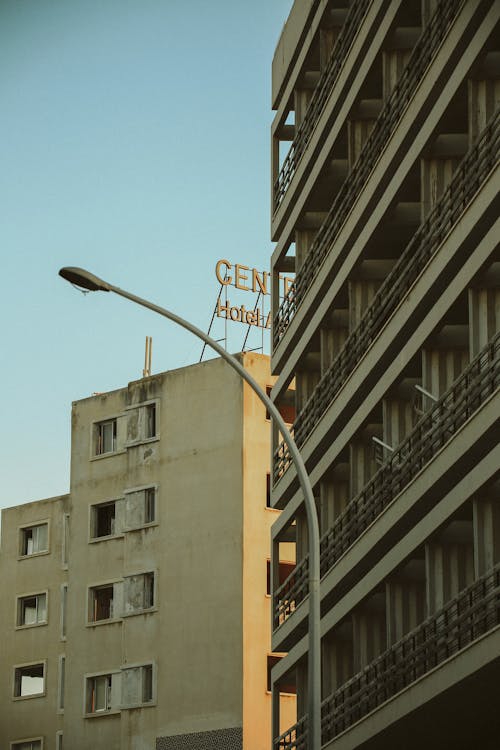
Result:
[0, 0, 293, 510]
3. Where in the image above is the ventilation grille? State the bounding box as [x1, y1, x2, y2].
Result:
[156, 727, 242, 750]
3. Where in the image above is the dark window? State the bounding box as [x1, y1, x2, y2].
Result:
[90, 585, 114, 621]
[92, 502, 116, 538]
[145, 404, 156, 438]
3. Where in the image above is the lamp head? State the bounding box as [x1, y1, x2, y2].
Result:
[59, 267, 111, 292]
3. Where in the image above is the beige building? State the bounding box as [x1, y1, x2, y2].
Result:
[0, 353, 296, 750]
[269, 1, 499, 748]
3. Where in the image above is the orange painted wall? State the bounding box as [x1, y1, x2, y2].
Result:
[241, 354, 297, 749]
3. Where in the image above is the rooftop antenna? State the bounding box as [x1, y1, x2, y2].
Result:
[143, 336, 152, 377]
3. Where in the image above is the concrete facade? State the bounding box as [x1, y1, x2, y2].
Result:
[0, 353, 295, 749]
[269, 1, 500, 748]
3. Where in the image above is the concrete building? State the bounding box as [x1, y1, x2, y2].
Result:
[0, 353, 296, 750]
[269, 1, 499, 748]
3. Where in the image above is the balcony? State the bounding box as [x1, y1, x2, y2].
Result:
[275, 563, 500, 748]
[273, 0, 465, 349]
[273, 332, 500, 631]
[274, 108, 500, 482]
[273, 0, 372, 211]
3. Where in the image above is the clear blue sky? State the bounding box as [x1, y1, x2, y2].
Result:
[0, 0, 293, 510]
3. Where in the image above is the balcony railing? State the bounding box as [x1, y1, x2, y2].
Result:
[273, 332, 500, 630]
[275, 564, 500, 748]
[273, 0, 464, 349]
[273, 107, 500, 481]
[274, 554, 310, 631]
[273, 0, 372, 210]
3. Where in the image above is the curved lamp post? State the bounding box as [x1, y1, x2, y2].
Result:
[59, 266, 321, 749]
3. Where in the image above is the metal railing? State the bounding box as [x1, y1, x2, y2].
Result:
[273, 108, 500, 481]
[273, 0, 372, 209]
[273, 0, 464, 349]
[273, 332, 500, 630]
[274, 554, 310, 630]
[275, 563, 500, 748]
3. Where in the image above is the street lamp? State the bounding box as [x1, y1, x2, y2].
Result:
[59, 266, 322, 749]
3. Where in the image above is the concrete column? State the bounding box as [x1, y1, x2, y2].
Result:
[295, 228, 316, 272]
[348, 117, 375, 170]
[473, 483, 500, 576]
[319, 27, 337, 72]
[350, 432, 379, 499]
[348, 278, 381, 331]
[382, 387, 416, 450]
[385, 561, 426, 645]
[420, 134, 468, 220]
[422, 330, 469, 399]
[294, 88, 313, 129]
[319, 469, 349, 535]
[382, 48, 412, 101]
[352, 596, 386, 671]
[320, 309, 348, 375]
[348, 260, 394, 331]
[296, 507, 309, 561]
[322, 626, 353, 696]
[468, 264, 500, 359]
[296, 658, 308, 718]
[295, 366, 320, 414]
[347, 100, 382, 170]
[468, 53, 500, 144]
[425, 521, 475, 615]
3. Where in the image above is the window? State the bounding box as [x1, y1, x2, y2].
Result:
[266, 473, 271, 508]
[61, 584, 68, 640]
[20, 523, 48, 556]
[86, 674, 113, 713]
[11, 740, 43, 750]
[90, 501, 117, 538]
[62, 513, 70, 567]
[145, 404, 156, 438]
[126, 401, 159, 444]
[123, 572, 155, 615]
[121, 664, 154, 708]
[58, 656, 65, 711]
[56, 731, 63, 750]
[145, 488, 156, 523]
[124, 486, 157, 529]
[89, 585, 115, 622]
[88, 581, 124, 622]
[17, 593, 47, 627]
[95, 419, 117, 455]
[13, 663, 45, 698]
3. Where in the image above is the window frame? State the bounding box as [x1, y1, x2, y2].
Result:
[122, 570, 156, 617]
[18, 521, 50, 559]
[60, 583, 68, 641]
[123, 484, 159, 531]
[90, 413, 125, 460]
[12, 660, 47, 701]
[83, 669, 121, 717]
[10, 738, 44, 750]
[57, 655, 66, 713]
[87, 580, 122, 625]
[120, 661, 156, 709]
[89, 498, 123, 542]
[124, 399, 160, 446]
[16, 591, 48, 629]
